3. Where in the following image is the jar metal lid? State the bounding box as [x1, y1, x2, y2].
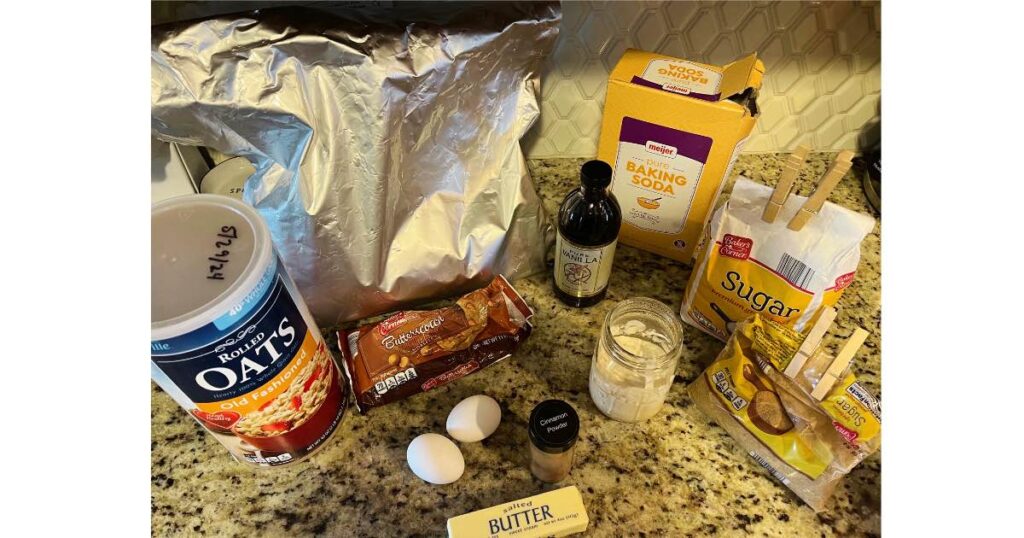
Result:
[528, 399, 579, 454]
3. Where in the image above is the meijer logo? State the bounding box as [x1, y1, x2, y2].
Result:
[663, 84, 692, 95]
[645, 141, 677, 157]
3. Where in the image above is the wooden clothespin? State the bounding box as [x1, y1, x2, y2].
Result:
[811, 327, 869, 400]
[786, 150, 855, 231]
[762, 145, 810, 223]
[783, 306, 837, 379]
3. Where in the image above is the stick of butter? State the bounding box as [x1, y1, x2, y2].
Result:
[447, 486, 589, 538]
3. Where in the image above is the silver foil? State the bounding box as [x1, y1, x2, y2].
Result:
[151, 3, 560, 325]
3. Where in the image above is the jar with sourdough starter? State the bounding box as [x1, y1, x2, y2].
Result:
[589, 298, 684, 422]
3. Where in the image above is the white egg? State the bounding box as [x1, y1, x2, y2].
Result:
[446, 394, 502, 443]
[406, 433, 465, 485]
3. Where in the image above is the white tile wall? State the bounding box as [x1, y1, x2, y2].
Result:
[524, 0, 881, 157]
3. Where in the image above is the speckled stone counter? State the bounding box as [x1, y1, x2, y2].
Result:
[152, 154, 881, 537]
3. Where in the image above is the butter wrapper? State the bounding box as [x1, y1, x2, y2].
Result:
[447, 486, 589, 538]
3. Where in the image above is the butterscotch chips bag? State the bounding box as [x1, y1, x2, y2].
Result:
[339, 276, 533, 412]
[688, 315, 880, 511]
[681, 178, 875, 341]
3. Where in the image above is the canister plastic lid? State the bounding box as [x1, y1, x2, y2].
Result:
[580, 160, 612, 189]
[151, 194, 274, 342]
[529, 400, 580, 454]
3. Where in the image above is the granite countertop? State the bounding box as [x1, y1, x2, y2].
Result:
[152, 154, 881, 537]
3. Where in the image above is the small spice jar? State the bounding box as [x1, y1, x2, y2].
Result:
[528, 400, 580, 483]
[589, 297, 684, 422]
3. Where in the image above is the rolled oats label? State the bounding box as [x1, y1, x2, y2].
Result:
[152, 262, 346, 467]
[555, 234, 616, 298]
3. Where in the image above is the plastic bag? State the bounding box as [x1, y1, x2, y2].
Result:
[688, 314, 880, 511]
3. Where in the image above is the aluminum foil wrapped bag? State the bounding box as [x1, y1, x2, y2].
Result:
[151, 3, 559, 324]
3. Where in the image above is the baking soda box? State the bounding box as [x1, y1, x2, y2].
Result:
[597, 49, 764, 262]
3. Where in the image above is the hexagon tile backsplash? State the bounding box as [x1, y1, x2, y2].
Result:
[523, 0, 881, 158]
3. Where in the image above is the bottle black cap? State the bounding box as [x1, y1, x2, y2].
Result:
[580, 160, 613, 189]
[529, 399, 579, 454]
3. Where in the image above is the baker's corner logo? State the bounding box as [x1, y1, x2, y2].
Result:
[645, 141, 677, 157]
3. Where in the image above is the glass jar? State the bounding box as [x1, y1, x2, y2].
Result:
[528, 400, 579, 483]
[589, 297, 684, 422]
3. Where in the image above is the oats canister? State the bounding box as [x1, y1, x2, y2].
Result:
[151, 194, 347, 467]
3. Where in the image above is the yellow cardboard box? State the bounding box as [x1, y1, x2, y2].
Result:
[597, 49, 764, 262]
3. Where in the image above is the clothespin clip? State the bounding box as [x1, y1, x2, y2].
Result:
[811, 327, 869, 400]
[762, 145, 810, 223]
[787, 150, 855, 231]
[783, 306, 837, 379]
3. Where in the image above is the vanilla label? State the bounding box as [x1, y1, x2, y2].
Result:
[554, 234, 616, 298]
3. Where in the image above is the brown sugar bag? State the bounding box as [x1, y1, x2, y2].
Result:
[688, 314, 880, 511]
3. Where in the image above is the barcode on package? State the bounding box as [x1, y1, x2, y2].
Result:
[776, 253, 814, 288]
[749, 451, 791, 485]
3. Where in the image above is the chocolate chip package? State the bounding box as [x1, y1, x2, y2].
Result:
[339, 276, 533, 412]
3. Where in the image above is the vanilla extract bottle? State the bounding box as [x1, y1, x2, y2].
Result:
[554, 160, 621, 308]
